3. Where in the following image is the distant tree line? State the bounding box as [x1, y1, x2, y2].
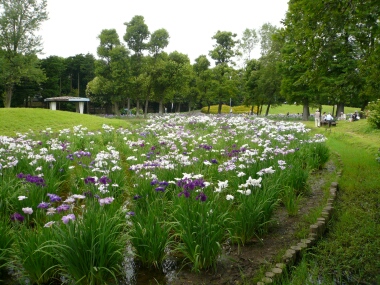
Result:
[1, 0, 379, 118]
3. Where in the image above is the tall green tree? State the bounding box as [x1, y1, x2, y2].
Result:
[193, 55, 214, 113]
[124, 15, 150, 115]
[40, 56, 66, 98]
[148, 28, 170, 58]
[209, 31, 239, 114]
[237, 28, 259, 69]
[0, 0, 48, 107]
[243, 58, 261, 114]
[280, 0, 320, 120]
[88, 29, 130, 115]
[256, 24, 284, 116]
[64, 54, 95, 97]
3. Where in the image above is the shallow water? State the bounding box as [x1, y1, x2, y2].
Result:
[119, 249, 178, 285]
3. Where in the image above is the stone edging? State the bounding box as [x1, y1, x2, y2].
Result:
[257, 180, 340, 284]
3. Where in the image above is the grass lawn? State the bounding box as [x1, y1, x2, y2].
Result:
[201, 103, 360, 116]
[0, 108, 132, 137]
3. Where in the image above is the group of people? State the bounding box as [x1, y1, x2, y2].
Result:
[314, 110, 360, 127]
[314, 109, 334, 127]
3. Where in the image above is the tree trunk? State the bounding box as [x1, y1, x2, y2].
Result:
[4, 86, 13, 108]
[127, 97, 131, 110]
[336, 102, 344, 117]
[136, 100, 140, 117]
[250, 105, 254, 115]
[218, 101, 222, 114]
[144, 98, 149, 119]
[113, 102, 120, 116]
[265, 103, 271, 116]
[159, 98, 163, 115]
[302, 101, 309, 121]
[207, 104, 211, 114]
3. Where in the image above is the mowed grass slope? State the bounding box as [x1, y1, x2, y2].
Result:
[0, 108, 131, 137]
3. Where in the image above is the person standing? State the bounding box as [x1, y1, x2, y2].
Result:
[315, 109, 321, 127]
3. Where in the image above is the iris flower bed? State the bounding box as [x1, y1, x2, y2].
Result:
[0, 114, 329, 284]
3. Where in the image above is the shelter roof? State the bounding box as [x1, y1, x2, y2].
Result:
[44, 96, 90, 102]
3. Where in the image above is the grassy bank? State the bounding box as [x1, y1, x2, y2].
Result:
[281, 120, 380, 284]
[0, 108, 131, 136]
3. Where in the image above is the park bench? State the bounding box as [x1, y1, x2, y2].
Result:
[321, 120, 337, 126]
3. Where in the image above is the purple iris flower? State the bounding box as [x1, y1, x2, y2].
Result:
[99, 176, 111, 185]
[155, 187, 165, 192]
[62, 214, 75, 224]
[184, 182, 195, 191]
[47, 193, 62, 202]
[84, 176, 96, 184]
[56, 204, 70, 213]
[133, 194, 142, 200]
[17, 173, 25, 179]
[37, 202, 51, 209]
[178, 190, 191, 198]
[195, 192, 207, 202]
[10, 212, 24, 222]
[127, 211, 135, 216]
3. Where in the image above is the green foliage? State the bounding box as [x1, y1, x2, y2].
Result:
[49, 205, 127, 285]
[172, 195, 230, 272]
[230, 183, 279, 245]
[366, 99, 380, 129]
[280, 186, 302, 217]
[16, 225, 60, 284]
[0, 0, 48, 107]
[0, 218, 14, 273]
[130, 198, 172, 269]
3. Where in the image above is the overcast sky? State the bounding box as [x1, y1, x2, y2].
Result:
[38, 0, 289, 64]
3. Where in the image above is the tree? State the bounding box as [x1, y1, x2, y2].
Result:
[237, 28, 259, 68]
[64, 54, 95, 97]
[0, 0, 48, 107]
[209, 31, 239, 66]
[209, 31, 239, 113]
[193, 55, 214, 113]
[148, 28, 170, 58]
[124, 15, 150, 115]
[256, 24, 284, 116]
[243, 59, 261, 114]
[280, 0, 321, 120]
[88, 29, 130, 115]
[40, 56, 66, 98]
[123, 15, 150, 57]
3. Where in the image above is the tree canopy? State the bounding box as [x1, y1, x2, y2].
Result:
[0, 0, 48, 107]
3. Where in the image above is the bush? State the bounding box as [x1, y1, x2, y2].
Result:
[366, 99, 380, 129]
